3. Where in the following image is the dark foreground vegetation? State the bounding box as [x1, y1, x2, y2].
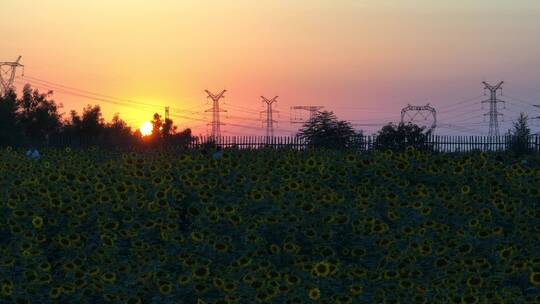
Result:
[1, 147, 539, 303]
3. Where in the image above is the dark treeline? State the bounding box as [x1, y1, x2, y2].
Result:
[0, 85, 193, 149]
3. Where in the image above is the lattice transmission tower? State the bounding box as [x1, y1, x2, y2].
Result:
[482, 81, 505, 137]
[401, 103, 437, 134]
[204, 90, 227, 139]
[0, 56, 24, 96]
[533, 105, 540, 132]
[260, 96, 279, 138]
[290, 106, 324, 124]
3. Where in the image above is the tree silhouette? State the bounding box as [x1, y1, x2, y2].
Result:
[376, 122, 432, 151]
[62, 110, 82, 136]
[102, 113, 137, 148]
[80, 104, 105, 137]
[162, 117, 177, 139]
[151, 113, 163, 138]
[0, 89, 25, 146]
[506, 112, 531, 156]
[17, 84, 63, 145]
[296, 110, 360, 149]
[169, 128, 193, 148]
[146, 113, 183, 147]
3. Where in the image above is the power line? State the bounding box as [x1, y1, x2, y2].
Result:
[436, 95, 486, 112]
[14, 80, 212, 133]
[19, 74, 203, 115]
[501, 92, 538, 106]
[451, 114, 487, 125]
[223, 103, 261, 114]
[17, 78, 214, 119]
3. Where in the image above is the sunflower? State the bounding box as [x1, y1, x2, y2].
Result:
[412, 201, 423, 209]
[312, 261, 331, 277]
[420, 207, 432, 216]
[530, 272, 540, 285]
[159, 282, 173, 295]
[223, 282, 236, 293]
[383, 270, 400, 280]
[305, 157, 318, 169]
[193, 283, 208, 293]
[193, 266, 209, 280]
[177, 275, 191, 286]
[191, 231, 204, 242]
[61, 283, 76, 294]
[466, 276, 483, 288]
[468, 218, 480, 227]
[125, 297, 142, 304]
[283, 242, 298, 254]
[31, 216, 44, 229]
[460, 294, 479, 304]
[213, 241, 229, 253]
[308, 287, 321, 300]
[94, 182, 106, 192]
[48, 287, 61, 299]
[101, 272, 116, 284]
[499, 247, 514, 260]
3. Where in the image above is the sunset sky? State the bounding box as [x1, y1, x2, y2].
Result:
[2, 0, 540, 136]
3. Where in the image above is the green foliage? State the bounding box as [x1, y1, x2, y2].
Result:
[296, 110, 361, 149]
[376, 122, 432, 151]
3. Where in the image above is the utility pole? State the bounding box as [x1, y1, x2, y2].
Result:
[482, 81, 505, 137]
[0, 56, 24, 96]
[290, 106, 324, 124]
[261, 96, 279, 140]
[165, 106, 170, 120]
[204, 90, 227, 140]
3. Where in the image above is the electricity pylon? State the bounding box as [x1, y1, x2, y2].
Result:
[290, 106, 324, 124]
[204, 90, 227, 139]
[0, 56, 24, 96]
[533, 105, 540, 128]
[482, 81, 505, 137]
[261, 96, 279, 139]
[401, 103, 437, 133]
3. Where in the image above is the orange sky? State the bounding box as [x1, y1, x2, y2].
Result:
[2, 0, 540, 136]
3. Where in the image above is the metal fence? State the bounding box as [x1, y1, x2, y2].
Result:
[188, 135, 540, 153]
[21, 134, 540, 153]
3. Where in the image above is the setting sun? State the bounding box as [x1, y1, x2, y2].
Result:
[140, 121, 153, 137]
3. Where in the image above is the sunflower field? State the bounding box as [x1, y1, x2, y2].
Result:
[1, 146, 540, 303]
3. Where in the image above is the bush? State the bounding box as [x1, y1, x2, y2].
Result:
[375, 122, 433, 151]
